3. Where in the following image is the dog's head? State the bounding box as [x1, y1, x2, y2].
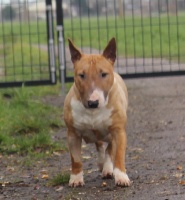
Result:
[68, 38, 116, 109]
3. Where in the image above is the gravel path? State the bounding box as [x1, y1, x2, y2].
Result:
[1, 76, 185, 199]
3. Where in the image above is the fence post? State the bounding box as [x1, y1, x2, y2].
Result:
[45, 0, 56, 84]
[56, 0, 66, 95]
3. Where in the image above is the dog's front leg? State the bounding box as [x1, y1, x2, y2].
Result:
[67, 131, 84, 187]
[113, 129, 131, 186]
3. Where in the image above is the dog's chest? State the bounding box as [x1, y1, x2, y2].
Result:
[71, 98, 112, 142]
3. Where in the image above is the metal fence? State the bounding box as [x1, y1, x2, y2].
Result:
[0, 0, 56, 87]
[63, 0, 185, 81]
[0, 0, 185, 88]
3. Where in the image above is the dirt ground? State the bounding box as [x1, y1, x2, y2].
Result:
[0, 76, 185, 200]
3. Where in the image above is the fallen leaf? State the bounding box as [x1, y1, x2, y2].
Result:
[40, 169, 48, 175]
[87, 168, 98, 174]
[6, 166, 15, 172]
[41, 174, 49, 179]
[102, 181, 107, 187]
[78, 192, 86, 195]
[55, 186, 64, 192]
[174, 173, 183, 178]
[82, 155, 91, 160]
[1, 182, 10, 187]
[177, 166, 183, 170]
[179, 180, 185, 185]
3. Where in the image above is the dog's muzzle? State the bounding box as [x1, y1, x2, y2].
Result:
[87, 100, 99, 109]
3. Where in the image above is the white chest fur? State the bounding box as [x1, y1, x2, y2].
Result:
[71, 98, 112, 143]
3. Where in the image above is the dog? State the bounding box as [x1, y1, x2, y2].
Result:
[64, 38, 131, 187]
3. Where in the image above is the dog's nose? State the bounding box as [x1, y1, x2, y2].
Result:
[88, 100, 99, 108]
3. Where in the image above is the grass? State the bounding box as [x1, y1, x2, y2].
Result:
[48, 172, 70, 186]
[0, 41, 49, 82]
[0, 20, 48, 44]
[0, 84, 66, 156]
[64, 14, 185, 61]
[0, 19, 50, 82]
[0, 14, 185, 62]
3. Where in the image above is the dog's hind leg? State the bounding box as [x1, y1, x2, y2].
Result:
[102, 143, 114, 178]
[95, 141, 106, 172]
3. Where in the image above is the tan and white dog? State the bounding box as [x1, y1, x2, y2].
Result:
[64, 38, 131, 187]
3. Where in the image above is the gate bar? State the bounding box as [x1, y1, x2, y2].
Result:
[46, 0, 56, 84]
[56, 0, 66, 94]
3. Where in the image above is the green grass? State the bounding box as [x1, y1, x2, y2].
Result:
[48, 172, 70, 186]
[0, 42, 49, 82]
[0, 14, 185, 62]
[63, 14, 185, 61]
[0, 85, 66, 155]
[0, 21, 48, 44]
[0, 20, 49, 82]
[0, 20, 54, 74]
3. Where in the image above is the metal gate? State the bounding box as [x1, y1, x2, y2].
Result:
[0, 0, 56, 87]
[61, 0, 185, 82]
[1, 0, 185, 89]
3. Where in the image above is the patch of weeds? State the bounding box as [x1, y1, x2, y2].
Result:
[12, 86, 34, 106]
[48, 172, 70, 186]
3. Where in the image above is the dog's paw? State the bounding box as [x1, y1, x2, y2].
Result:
[102, 171, 113, 179]
[98, 162, 104, 172]
[114, 168, 131, 187]
[69, 171, 84, 187]
[102, 157, 113, 178]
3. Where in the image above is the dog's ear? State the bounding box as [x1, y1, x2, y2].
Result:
[102, 38, 116, 63]
[68, 39, 82, 63]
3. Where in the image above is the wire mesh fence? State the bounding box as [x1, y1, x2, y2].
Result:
[63, 0, 185, 80]
[0, 0, 185, 88]
[0, 0, 56, 87]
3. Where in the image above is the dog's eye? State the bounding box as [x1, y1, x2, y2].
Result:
[101, 72, 108, 78]
[79, 73, 85, 79]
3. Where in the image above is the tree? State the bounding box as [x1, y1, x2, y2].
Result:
[2, 5, 16, 21]
[71, 0, 88, 15]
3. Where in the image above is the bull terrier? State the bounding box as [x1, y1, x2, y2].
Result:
[64, 38, 131, 187]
